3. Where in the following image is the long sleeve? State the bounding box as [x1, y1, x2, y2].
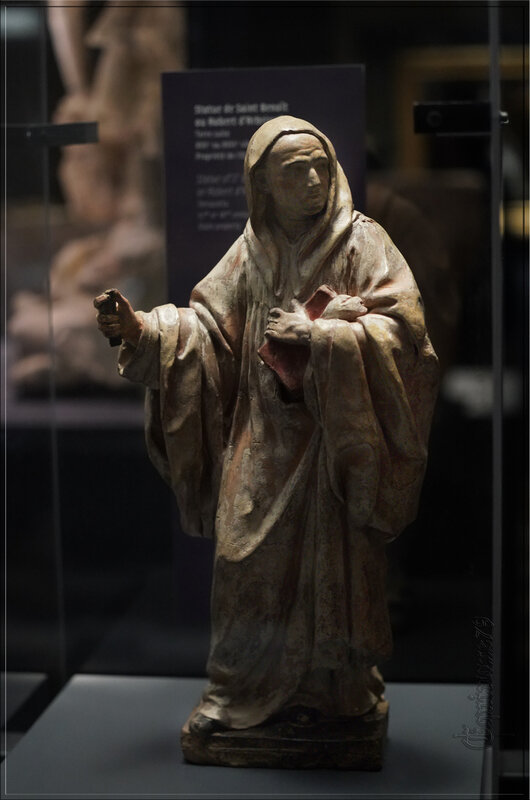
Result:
[116, 241, 247, 539]
[304, 218, 439, 541]
[118, 309, 164, 389]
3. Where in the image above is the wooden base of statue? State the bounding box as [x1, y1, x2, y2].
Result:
[181, 701, 389, 771]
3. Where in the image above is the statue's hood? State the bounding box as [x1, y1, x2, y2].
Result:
[243, 116, 354, 297]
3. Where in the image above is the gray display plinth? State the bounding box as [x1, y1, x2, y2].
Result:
[1, 676, 485, 799]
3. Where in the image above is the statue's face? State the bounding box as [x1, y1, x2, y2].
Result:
[263, 133, 330, 221]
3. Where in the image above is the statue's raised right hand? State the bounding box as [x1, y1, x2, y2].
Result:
[94, 288, 143, 347]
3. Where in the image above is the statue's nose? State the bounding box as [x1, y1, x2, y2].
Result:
[307, 167, 320, 186]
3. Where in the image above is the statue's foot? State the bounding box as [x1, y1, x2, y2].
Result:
[188, 711, 227, 737]
[182, 701, 389, 769]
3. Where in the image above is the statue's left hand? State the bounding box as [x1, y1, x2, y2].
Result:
[265, 300, 311, 345]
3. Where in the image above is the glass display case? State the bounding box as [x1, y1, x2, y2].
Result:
[2, 1, 527, 795]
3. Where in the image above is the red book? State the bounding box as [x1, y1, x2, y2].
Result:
[257, 285, 337, 395]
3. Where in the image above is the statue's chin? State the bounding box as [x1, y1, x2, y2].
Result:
[304, 195, 327, 217]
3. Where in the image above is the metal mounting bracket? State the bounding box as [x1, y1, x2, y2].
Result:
[414, 102, 508, 136]
[6, 122, 98, 147]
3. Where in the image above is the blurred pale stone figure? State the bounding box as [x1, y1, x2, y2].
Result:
[8, 1, 186, 393]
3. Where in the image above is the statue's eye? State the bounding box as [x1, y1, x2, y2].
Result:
[286, 162, 306, 175]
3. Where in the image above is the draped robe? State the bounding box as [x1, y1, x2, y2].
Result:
[118, 117, 439, 730]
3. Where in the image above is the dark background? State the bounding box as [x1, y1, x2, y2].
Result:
[3, 1, 528, 791]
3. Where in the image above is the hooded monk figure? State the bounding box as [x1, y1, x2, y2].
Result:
[95, 116, 439, 768]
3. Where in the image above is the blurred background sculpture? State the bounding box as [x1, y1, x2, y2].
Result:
[8, 1, 186, 394]
[95, 116, 439, 769]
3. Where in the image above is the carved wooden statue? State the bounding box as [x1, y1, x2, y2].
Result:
[95, 116, 439, 770]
